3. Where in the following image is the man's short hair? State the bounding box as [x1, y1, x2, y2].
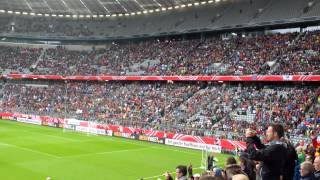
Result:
[301, 161, 315, 174]
[226, 156, 237, 165]
[199, 175, 224, 180]
[176, 165, 187, 176]
[232, 174, 249, 180]
[270, 124, 284, 138]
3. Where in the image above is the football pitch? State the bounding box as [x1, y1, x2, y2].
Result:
[0, 120, 231, 180]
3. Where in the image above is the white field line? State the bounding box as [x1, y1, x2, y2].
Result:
[0, 141, 60, 158]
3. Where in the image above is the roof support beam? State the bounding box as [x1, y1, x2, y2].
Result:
[42, 0, 53, 12]
[96, 0, 111, 14]
[23, 0, 34, 11]
[115, 0, 128, 12]
[78, 0, 92, 14]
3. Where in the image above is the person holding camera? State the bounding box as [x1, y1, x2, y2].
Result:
[245, 124, 287, 180]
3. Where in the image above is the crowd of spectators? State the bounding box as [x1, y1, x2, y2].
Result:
[0, 81, 200, 131]
[1, 30, 320, 76]
[0, 46, 42, 72]
[161, 124, 320, 180]
[0, 81, 319, 141]
[167, 83, 319, 141]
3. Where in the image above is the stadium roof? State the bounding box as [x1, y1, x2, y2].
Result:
[0, 0, 214, 16]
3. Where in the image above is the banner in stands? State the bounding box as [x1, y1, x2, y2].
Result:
[138, 135, 165, 144]
[113, 132, 138, 139]
[2, 74, 320, 82]
[41, 117, 63, 128]
[106, 130, 113, 136]
[165, 139, 222, 153]
[75, 126, 106, 135]
[16, 115, 42, 125]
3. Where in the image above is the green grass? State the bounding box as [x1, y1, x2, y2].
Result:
[0, 120, 231, 180]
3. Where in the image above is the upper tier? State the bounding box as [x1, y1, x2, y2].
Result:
[0, 30, 320, 77]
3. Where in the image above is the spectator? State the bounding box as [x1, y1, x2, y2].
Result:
[239, 153, 256, 180]
[314, 157, 320, 179]
[212, 168, 223, 177]
[199, 176, 224, 180]
[282, 138, 298, 180]
[245, 124, 287, 180]
[232, 174, 249, 180]
[224, 157, 244, 180]
[176, 165, 188, 180]
[297, 147, 307, 164]
[193, 174, 201, 180]
[300, 162, 316, 180]
[307, 155, 315, 163]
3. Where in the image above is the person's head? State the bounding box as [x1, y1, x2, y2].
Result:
[239, 156, 248, 169]
[176, 165, 187, 178]
[307, 143, 314, 149]
[232, 174, 249, 180]
[212, 168, 222, 177]
[193, 173, 201, 180]
[300, 162, 315, 177]
[314, 156, 320, 172]
[199, 175, 224, 180]
[266, 124, 284, 141]
[299, 140, 305, 147]
[296, 146, 303, 154]
[226, 157, 237, 166]
[306, 155, 314, 163]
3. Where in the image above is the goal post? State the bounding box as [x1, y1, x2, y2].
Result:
[200, 147, 208, 170]
[200, 147, 219, 171]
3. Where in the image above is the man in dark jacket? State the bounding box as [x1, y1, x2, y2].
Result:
[245, 124, 287, 180]
[282, 139, 298, 180]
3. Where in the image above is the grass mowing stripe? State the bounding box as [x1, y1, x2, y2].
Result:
[0, 141, 60, 158]
[64, 147, 150, 158]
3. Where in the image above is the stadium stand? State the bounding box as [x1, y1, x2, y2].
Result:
[0, 30, 319, 76]
[1, 81, 319, 142]
[0, 0, 319, 179]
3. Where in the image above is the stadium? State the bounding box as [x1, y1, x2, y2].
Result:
[0, 0, 320, 179]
